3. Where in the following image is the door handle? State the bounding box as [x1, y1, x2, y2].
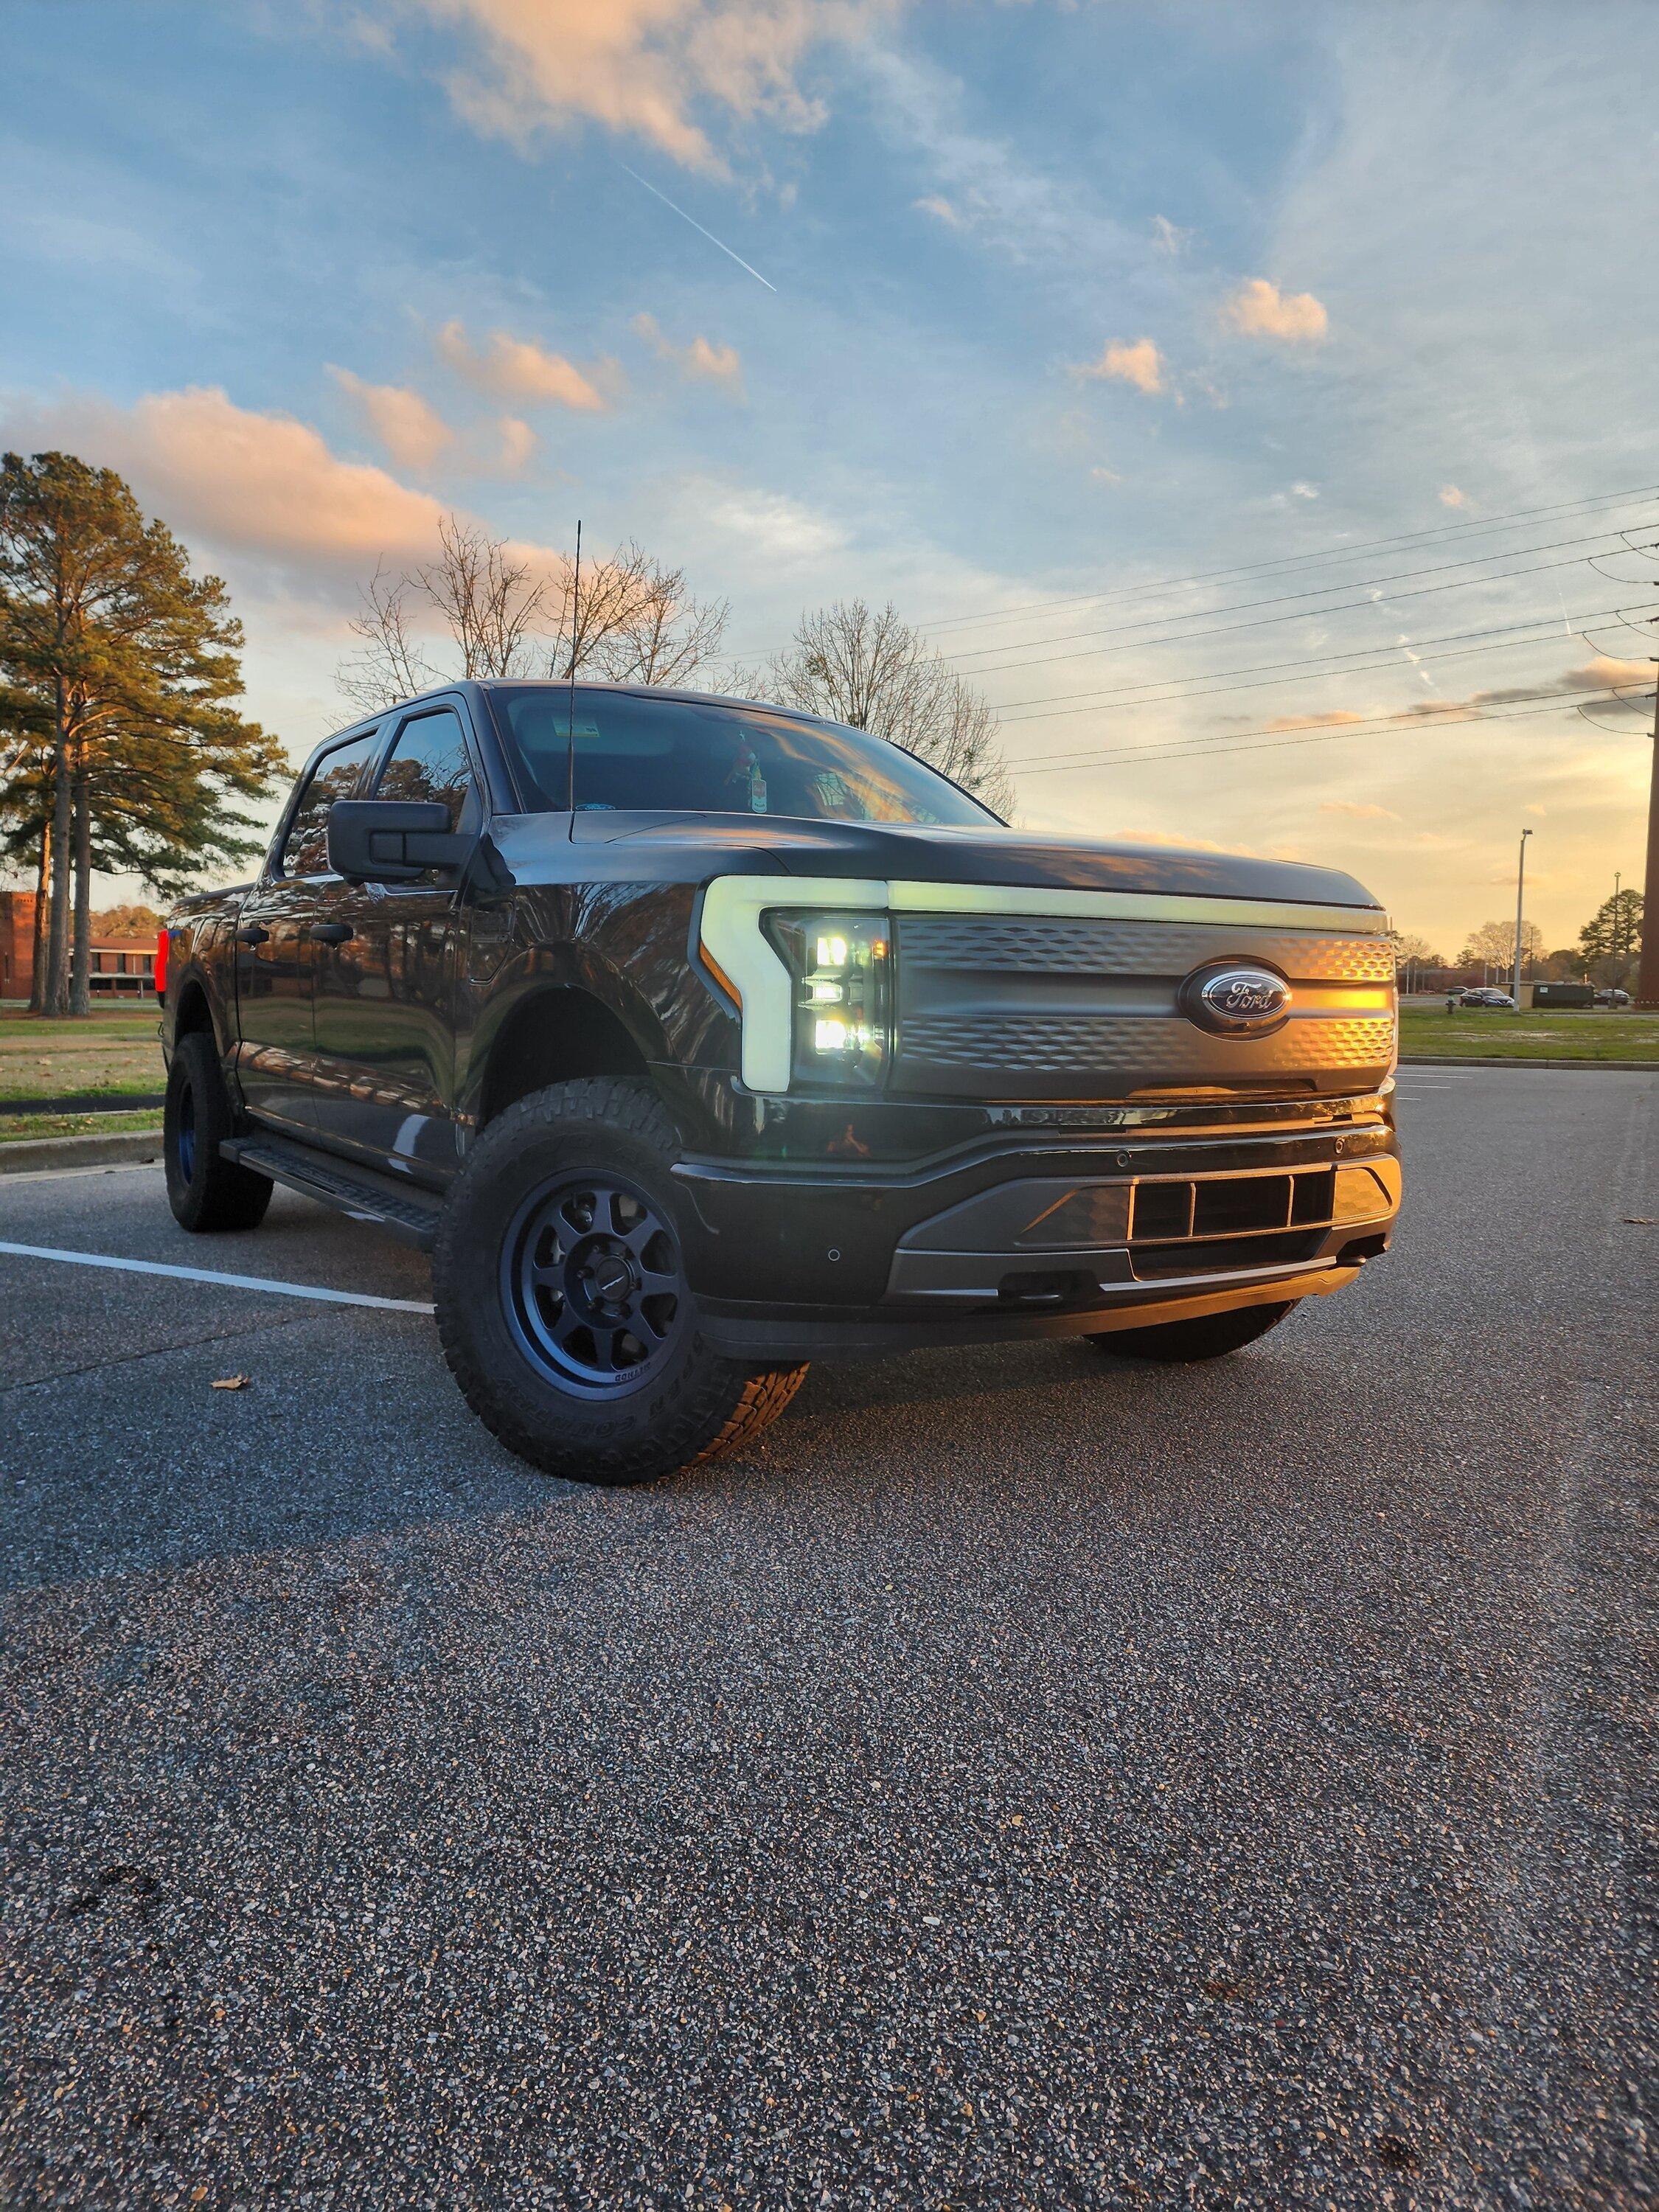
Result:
[236, 923, 269, 945]
[310, 922, 354, 945]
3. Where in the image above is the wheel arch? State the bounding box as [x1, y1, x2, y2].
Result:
[475, 984, 659, 1128]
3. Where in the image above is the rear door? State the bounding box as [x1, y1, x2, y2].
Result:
[233, 730, 380, 1131]
[308, 700, 481, 1172]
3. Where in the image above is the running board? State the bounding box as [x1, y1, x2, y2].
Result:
[220, 1135, 445, 1251]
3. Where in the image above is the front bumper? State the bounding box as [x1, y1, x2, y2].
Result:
[672, 1110, 1399, 1361]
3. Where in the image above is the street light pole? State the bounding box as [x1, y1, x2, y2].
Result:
[1638, 665, 1659, 1007]
[1512, 827, 1531, 1008]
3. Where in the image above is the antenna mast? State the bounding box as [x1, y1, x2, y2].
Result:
[565, 519, 582, 815]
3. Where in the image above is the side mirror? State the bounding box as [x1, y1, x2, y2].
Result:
[327, 799, 473, 883]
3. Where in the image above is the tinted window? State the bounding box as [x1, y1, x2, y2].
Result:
[491, 686, 998, 829]
[279, 731, 380, 877]
[374, 706, 476, 830]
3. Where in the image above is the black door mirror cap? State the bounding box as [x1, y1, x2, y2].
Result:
[327, 798, 473, 883]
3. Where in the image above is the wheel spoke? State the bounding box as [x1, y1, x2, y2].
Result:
[587, 1323, 620, 1372]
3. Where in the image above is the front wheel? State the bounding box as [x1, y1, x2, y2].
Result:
[433, 1079, 807, 1485]
[1085, 1298, 1298, 1363]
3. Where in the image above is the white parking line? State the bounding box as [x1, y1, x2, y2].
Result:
[0, 1240, 434, 1314]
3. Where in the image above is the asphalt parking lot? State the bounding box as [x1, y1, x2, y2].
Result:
[1, 1066, 1654, 2210]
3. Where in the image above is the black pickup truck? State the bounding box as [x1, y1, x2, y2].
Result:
[160, 679, 1401, 1484]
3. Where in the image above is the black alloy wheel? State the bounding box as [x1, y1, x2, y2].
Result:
[501, 1173, 687, 1397]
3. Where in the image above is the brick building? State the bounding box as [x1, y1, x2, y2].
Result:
[0, 891, 159, 1001]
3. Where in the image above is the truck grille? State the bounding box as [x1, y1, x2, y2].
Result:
[894, 912, 1395, 1102]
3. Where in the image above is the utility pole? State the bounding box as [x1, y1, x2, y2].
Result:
[1638, 666, 1659, 1007]
[1512, 827, 1531, 1007]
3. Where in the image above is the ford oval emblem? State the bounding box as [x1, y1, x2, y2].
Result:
[1179, 961, 1293, 1038]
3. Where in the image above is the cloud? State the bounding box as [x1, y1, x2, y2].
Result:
[1150, 214, 1192, 255]
[698, 482, 846, 562]
[1264, 711, 1367, 734]
[1439, 484, 1468, 507]
[386, 0, 883, 176]
[328, 366, 456, 473]
[3, 385, 452, 571]
[631, 310, 744, 392]
[913, 192, 964, 228]
[1320, 799, 1400, 820]
[487, 415, 539, 475]
[1290, 480, 1319, 499]
[434, 319, 613, 411]
[1072, 337, 1165, 396]
[1220, 277, 1329, 344]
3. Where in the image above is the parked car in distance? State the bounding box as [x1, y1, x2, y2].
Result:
[1595, 987, 1631, 1007]
[158, 679, 1402, 1486]
[1458, 987, 1517, 1009]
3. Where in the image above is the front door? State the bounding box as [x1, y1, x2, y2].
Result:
[233, 728, 380, 1132]
[310, 703, 480, 1175]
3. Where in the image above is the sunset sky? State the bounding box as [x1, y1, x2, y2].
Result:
[3, 0, 1655, 955]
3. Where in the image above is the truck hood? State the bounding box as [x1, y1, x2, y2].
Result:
[754, 816, 1382, 911]
[540, 809, 1382, 911]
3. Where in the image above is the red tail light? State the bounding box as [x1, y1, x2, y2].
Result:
[155, 926, 169, 1000]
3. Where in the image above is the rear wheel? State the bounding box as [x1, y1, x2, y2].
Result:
[164, 1029, 273, 1233]
[434, 1079, 807, 1485]
[1085, 1298, 1298, 1363]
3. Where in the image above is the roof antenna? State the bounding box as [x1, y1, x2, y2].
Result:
[565, 518, 582, 815]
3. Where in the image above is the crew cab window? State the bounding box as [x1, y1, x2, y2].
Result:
[278, 731, 380, 877]
[490, 686, 1000, 829]
[373, 706, 478, 831]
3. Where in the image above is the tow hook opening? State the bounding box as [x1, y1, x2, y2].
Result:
[998, 1267, 1099, 1308]
[1335, 1232, 1389, 1267]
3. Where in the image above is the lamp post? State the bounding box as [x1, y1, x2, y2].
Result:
[1512, 827, 1531, 1008]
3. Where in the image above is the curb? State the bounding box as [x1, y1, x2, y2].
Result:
[0, 1130, 164, 1177]
[0, 1091, 165, 1118]
[1400, 1054, 1658, 1072]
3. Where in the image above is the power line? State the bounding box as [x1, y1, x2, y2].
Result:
[1018, 681, 1608, 766]
[723, 483, 1659, 662]
[952, 529, 1659, 671]
[990, 602, 1655, 726]
[913, 481, 1659, 639]
[939, 544, 1652, 689]
[1012, 687, 1635, 779]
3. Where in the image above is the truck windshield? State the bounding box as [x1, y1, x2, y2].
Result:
[488, 686, 1001, 829]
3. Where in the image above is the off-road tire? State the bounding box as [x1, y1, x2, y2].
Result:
[433, 1078, 807, 1485]
[1086, 1298, 1298, 1363]
[164, 1029, 274, 1234]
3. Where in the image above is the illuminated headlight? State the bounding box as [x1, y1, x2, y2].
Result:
[769, 911, 893, 1089]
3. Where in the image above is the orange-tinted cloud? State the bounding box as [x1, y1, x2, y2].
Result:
[1220, 278, 1329, 344]
[631, 311, 743, 392]
[394, 0, 882, 175]
[1072, 337, 1165, 396]
[328, 366, 455, 473]
[7, 386, 451, 566]
[1439, 484, 1467, 508]
[1264, 710, 1366, 733]
[434, 318, 613, 411]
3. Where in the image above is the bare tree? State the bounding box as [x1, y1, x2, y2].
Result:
[584, 549, 728, 687]
[739, 599, 1013, 816]
[338, 519, 726, 709]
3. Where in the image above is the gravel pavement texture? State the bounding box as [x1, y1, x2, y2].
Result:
[1, 1068, 1654, 2210]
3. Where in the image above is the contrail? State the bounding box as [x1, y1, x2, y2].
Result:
[618, 163, 777, 293]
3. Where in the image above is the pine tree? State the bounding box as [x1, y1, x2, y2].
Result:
[0, 451, 285, 1014]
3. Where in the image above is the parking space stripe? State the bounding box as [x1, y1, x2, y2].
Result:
[0, 1240, 435, 1314]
